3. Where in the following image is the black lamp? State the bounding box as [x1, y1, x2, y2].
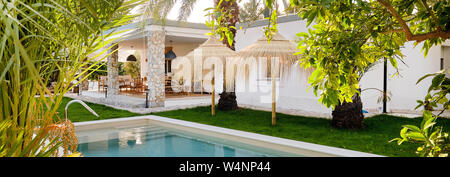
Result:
[145, 88, 150, 108]
[165, 50, 177, 59]
[165, 40, 176, 60]
[126, 55, 137, 61]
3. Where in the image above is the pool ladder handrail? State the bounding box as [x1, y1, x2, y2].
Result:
[65, 100, 99, 121]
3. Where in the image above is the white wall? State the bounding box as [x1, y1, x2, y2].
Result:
[236, 20, 308, 51]
[359, 43, 442, 112]
[234, 16, 446, 114]
[235, 19, 330, 114]
[444, 46, 450, 78]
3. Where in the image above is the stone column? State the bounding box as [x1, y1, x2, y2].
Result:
[107, 43, 119, 98]
[147, 30, 165, 107]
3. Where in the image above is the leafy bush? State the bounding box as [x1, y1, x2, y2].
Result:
[87, 61, 108, 81]
[123, 53, 141, 79]
[0, 0, 145, 157]
[391, 70, 450, 157]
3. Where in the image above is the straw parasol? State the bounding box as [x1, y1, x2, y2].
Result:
[239, 32, 303, 74]
[185, 36, 239, 59]
[181, 36, 239, 115]
[239, 32, 308, 126]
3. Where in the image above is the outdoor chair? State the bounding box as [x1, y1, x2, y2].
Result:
[133, 78, 146, 93]
[98, 76, 107, 92]
[119, 75, 133, 91]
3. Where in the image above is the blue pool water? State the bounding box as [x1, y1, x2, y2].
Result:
[77, 125, 294, 157]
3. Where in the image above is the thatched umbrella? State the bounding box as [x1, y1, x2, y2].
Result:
[239, 32, 309, 125]
[180, 36, 239, 115]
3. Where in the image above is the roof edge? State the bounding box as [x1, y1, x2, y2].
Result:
[106, 18, 209, 34]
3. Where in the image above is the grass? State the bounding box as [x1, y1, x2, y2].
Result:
[154, 106, 450, 157]
[57, 97, 141, 122]
[58, 97, 450, 157]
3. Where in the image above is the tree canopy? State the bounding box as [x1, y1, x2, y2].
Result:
[259, 0, 450, 108]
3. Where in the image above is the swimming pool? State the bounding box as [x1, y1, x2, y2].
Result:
[77, 125, 297, 157]
[74, 115, 382, 157]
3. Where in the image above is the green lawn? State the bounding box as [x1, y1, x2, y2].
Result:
[58, 97, 141, 122]
[59, 97, 450, 157]
[154, 106, 450, 157]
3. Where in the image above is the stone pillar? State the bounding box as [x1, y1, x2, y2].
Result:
[147, 30, 165, 107]
[107, 43, 119, 98]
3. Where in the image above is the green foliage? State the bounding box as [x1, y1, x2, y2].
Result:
[391, 111, 449, 157]
[87, 61, 126, 81]
[0, 120, 62, 157]
[123, 54, 141, 79]
[415, 70, 450, 111]
[239, 0, 265, 23]
[0, 0, 145, 157]
[263, 0, 279, 43]
[253, 0, 450, 108]
[391, 70, 450, 157]
[87, 61, 108, 81]
[205, 0, 238, 47]
[291, 0, 405, 108]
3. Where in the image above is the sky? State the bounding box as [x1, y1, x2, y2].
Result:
[166, 0, 214, 23]
[164, 0, 287, 23]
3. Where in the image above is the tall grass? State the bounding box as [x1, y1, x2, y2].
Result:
[0, 0, 146, 157]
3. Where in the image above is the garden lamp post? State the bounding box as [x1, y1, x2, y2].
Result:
[145, 88, 150, 108]
[104, 85, 108, 98]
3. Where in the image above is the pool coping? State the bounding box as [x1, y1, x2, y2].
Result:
[74, 115, 384, 157]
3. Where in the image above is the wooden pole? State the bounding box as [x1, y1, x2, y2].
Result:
[212, 75, 215, 116]
[98, 75, 100, 92]
[383, 57, 387, 113]
[271, 56, 276, 126]
[211, 76, 216, 116]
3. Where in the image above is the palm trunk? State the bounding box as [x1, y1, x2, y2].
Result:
[216, 0, 239, 111]
[331, 90, 365, 129]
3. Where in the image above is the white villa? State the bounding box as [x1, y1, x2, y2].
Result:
[89, 14, 450, 117]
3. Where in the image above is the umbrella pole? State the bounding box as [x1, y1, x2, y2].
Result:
[271, 56, 276, 126]
[212, 64, 216, 116]
[212, 74, 215, 116]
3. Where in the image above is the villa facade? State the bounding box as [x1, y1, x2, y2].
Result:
[95, 15, 450, 116]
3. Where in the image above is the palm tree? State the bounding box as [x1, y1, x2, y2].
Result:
[214, 0, 240, 50]
[0, 0, 142, 157]
[213, 0, 240, 111]
[281, 0, 298, 15]
[239, 0, 265, 23]
[331, 58, 400, 129]
[330, 61, 379, 129]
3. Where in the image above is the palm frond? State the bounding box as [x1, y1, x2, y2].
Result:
[0, 0, 148, 157]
